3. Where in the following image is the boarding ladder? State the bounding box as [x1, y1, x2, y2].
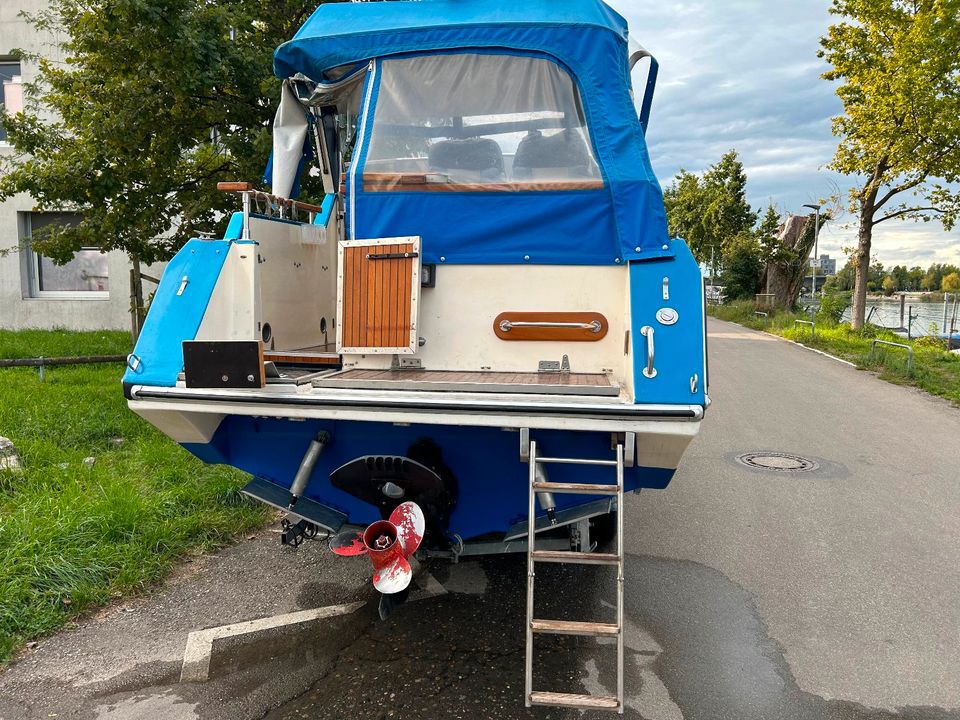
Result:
[524, 437, 625, 713]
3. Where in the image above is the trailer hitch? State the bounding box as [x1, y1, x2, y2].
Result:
[280, 517, 319, 547]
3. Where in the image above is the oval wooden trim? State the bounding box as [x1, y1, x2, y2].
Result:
[493, 312, 609, 342]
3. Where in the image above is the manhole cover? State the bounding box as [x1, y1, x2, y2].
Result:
[735, 452, 819, 473]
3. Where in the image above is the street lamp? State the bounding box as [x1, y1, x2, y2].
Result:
[803, 203, 821, 299]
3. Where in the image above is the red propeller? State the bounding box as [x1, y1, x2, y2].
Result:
[330, 501, 425, 593]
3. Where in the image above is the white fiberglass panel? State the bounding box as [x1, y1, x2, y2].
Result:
[342, 265, 628, 384]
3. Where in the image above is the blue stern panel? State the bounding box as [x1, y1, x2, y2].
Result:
[123, 240, 230, 388]
[184, 416, 674, 542]
[629, 239, 707, 406]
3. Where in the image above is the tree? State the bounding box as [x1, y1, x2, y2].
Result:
[819, 0, 960, 328]
[921, 263, 960, 291]
[663, 150, 756, 266]
[755, 203, 783, 261]
[663, 171, 710, 260]
[890, 265, 909, 291]
[907, 266, 925, 291]
[702, 151, 757, 257]
[0, 0, 321, 266]
[867, 260, 886, 292]
[720, 232, 764, 301]
[823, 258, 857, 292]
[758, 214, 820, 308]
[943, 272, 960, 293]
[882, 275, 897, 295]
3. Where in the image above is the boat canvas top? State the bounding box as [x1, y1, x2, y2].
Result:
[274, 0, 669, 266]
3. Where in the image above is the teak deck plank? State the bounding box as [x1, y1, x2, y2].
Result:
[329, 369, 613, 386]
[314, 368, 620, 396]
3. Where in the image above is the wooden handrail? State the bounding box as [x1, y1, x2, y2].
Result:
[216, 181, 253, 192]
[217, 182, 324, 214]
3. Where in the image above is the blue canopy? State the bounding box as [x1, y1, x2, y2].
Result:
[274, 0, 671, 264]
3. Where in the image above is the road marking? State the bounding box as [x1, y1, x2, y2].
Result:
[710, 331, 777, 341]
[180, 601, 365, 683]
[790, 341, 857, 367]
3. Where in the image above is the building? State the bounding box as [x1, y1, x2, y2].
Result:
[816, 253, 837, 277]
[0, 2, 150, 331]
[800, 253, 837, 294]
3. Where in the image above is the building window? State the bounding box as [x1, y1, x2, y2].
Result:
[21, 213, 109, 299]
[0, 60, 23, 143]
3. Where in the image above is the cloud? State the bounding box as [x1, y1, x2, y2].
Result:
[607, 0, 960, 267]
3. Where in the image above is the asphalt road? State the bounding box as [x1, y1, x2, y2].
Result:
[3, 317, 958, 719]
[270, 317, 960, 720]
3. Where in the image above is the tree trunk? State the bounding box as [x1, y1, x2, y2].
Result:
[760, 214, 818, 309]
[129, 254, 145, 344]
[850, 208, 873, 330]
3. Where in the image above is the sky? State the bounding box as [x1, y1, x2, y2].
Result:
[607, 0, 960, 270]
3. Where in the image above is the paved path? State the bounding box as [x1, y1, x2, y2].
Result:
[3, 317, 958, 719]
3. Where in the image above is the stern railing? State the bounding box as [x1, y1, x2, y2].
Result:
[217, 182, 324, 239]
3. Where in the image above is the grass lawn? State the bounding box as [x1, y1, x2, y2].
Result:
[0, 330, 269, 663]
[709, 300, 960, 406]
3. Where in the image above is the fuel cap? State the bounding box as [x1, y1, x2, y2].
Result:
[656, 307, 679, 326]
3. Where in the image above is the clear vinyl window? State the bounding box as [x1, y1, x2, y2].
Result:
[363, 53, 602, 192]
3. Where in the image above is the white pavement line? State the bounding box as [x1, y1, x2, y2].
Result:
[180, 601, 365, 683]
[786, 340, 858, 368]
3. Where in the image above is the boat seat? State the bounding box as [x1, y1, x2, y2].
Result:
[513, 128, 594, 180]
[428, 138, 505, 182]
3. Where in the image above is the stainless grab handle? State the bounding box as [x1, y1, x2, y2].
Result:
[499, 320, 602, 333]
[640, 325, 656, 378]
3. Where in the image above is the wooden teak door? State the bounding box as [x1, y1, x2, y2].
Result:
[336, 237, 421, 354]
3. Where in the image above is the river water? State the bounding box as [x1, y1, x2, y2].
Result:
[838, 296, 960, 337]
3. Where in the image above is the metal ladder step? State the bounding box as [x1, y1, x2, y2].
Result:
[531, 619, 620, 637]
[532, 549, 619, 565]
[535, 455, 619, 467]
[532, 480, 619, 496]
[529, 691, 620, 710]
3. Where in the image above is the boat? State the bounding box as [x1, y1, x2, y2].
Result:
[123, 0, 708, 709]
[939, 332, 960, 350]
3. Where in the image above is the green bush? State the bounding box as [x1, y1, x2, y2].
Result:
[817, 292, 851, 325]
[913, 335, 949, 352]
